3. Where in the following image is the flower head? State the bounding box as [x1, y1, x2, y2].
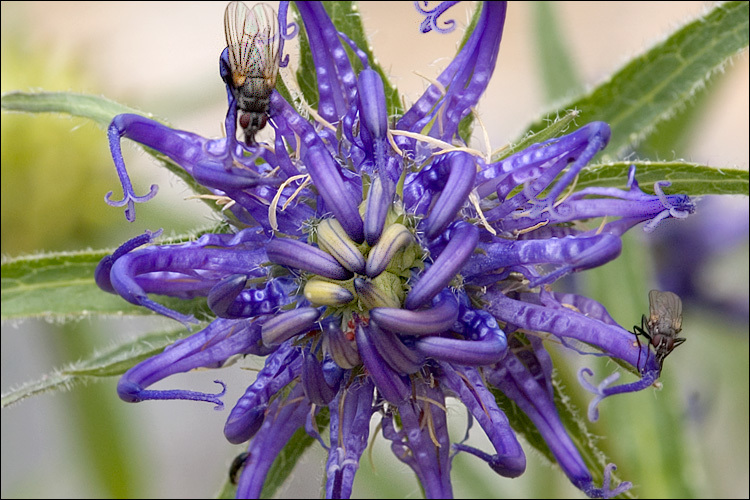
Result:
[92, 1, 697, 498]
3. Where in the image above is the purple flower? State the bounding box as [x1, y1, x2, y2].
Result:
[92, 1, 696, 498]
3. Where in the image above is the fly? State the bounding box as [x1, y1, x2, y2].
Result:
[228, 451, 249, 485]
[224, 1, 281, 144]
[633, 290, 686, 371]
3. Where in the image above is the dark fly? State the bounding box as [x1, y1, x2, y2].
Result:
[633, 290, 686, 371]
[224, 1, 281, 144]
[228, 451, 249, 485]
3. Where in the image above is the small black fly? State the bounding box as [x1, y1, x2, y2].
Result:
[224, 1, 281, 144]
[633, 290, 686, 371]
[228, 451, 249, 485]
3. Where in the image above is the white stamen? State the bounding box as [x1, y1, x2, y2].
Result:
[389, 130, 483, 159]
[269, 174, 309, 231]
[513, 220, 549, 236]
[471, 107, 492, 165]
[468, 190, 496, 235]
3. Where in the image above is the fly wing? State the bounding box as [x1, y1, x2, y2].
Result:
[648, 290, 683, 334]
[224, 2, 280, 88]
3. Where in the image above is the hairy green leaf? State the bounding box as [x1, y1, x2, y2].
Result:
[491, 371, 634, 499]
[1, 328, 189, 408]
[260, 407, 329, 498]
[1, 90, 153, 128]
[494, 110, 581, 162]
[1, 250, 210, 320]
[216, 408, 330, 498]
[523, 1, 749, 161]
[579, 161, 749, 196]
[1, 91, 219, 211]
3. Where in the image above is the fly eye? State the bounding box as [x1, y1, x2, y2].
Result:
[239, 112, 252, 129]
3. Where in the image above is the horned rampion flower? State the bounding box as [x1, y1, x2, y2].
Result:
[87, 1, 696, 498]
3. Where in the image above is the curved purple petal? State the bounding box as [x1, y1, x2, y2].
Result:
[118, 319, 264, 407]
[370, 289, 458, 336]
[266, 237, 352, 280]
[224, 342, 303, 444]
[235, 384, 313, 498]
[406, 221, 479, 310]
[423, 152, 477, 239]
[325, 377, 375, 499]
[441, 363, 526, 477]
[261, 306, 321, 347]
[381, 377, 453, 498]
[355, 322, 411, 404]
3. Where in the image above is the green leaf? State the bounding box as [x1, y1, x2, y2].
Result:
[292, 3, 318, 109]
[579, 231, 695, 498]
[491, 370, 633, 499]
[634, 78, 712, 160]
[273, 72, 298, 112]
[1, 90, 155, 128]
[1, 327, 189, 408]
[217, 407, 329, 498]
[522, 1, 750, 161]
[216, 408, 330, 498]
[551, 374, 634, 499]
[490, 386, 555, 463]
[493, 109, 580, 162]
[495, 115, 748, 199]
[578, 161, 750, 196]
[260, 407, 329, 498]
[1, 91, 220, 213]
[1, 250, 211, 320]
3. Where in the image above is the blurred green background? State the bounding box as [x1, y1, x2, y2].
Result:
[2, 2, 748, 498]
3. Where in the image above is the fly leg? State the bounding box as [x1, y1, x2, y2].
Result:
[631, 314, 653, 373]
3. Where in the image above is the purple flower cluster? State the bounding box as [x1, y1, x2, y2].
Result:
[93, 2, 695, 498]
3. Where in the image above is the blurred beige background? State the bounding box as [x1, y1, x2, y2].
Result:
[2, 2, 748, 499]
